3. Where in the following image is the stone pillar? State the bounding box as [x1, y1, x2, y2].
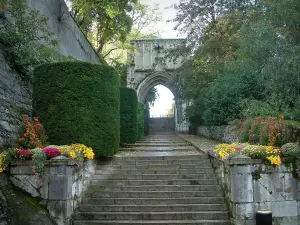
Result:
[229, 156, 262, 225]
[9, 158, 95, 225]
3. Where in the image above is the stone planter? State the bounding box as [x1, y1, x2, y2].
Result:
[9, 159, 95, 225]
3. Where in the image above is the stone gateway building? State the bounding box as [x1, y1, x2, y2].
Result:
[127, 38, 189, 132]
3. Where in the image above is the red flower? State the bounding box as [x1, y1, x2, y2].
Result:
[18, 149, 32, 160]
[42, 148, 60, 158]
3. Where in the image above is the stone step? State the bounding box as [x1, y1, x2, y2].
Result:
[123, 143, 191, 147]
[82, 197, 224, 205]
[75, 211, 228, 220]
[92, 174, 216, 180]
[136, 141, 184, 144]
[113, 155, 208, 161]
[86, 191, 222, 198]
[120, 146, 196, 151]
[73, 220, 231, 225]
[97, 164, 213, 170]
[88, 185, 221, 192]
[95, 168, 215, 175]
[78, 203, 227, 212]
[91, 179, 218, 186]
[99, 159, 210, 166]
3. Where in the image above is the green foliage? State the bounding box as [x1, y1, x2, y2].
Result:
[33, 62, 120, 157]
[71, 0, 137, 55]
[0, 0, 63, 77]
[281, 143, 300, 163]
[137, 102, 144, 139]
[31, 150, 47, 178]
[120, 88, 138, 143]
[145, 87, 159, 107]
[174, 0, 300, 126]
[144, 103, 150, 135]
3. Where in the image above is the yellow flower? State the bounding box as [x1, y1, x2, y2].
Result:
[69, 151, 76, 159]
[70, 144, 95, 160]
[267, 155, 282, 165]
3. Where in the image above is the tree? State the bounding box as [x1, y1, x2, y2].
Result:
[70, 0, 138, 55]
[172, 0, 300, 125]
[102, 2, 162, 63]
[0, 0, 61, 77]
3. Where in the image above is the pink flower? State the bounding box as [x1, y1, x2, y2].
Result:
[236, 146, 245, 151]
[18, 149, 32, 159]
[42, 148, 60, 158]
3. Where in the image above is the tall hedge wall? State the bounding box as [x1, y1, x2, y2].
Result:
[144, 103, 150, 135]
[33, 62, 120, 157]
[137, 102, 144, 139]
[120, 88, 138, 143]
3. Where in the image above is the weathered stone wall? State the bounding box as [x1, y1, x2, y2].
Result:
[197, 125, 240, 143]
[9, 159, 95, 225]
[0, 51, 32, 151]
[27, 0, 100, 63]
[209, 154, 300, 225]
[0, 0, 101, 151]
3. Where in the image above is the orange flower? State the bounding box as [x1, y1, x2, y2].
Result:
[279, 114, 284, 119]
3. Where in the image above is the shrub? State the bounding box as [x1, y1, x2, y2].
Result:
[137, 102, 144, 140]
[144, 103, 150, 135]
[280, 143, 300, 163]
[215, 143, 282, 165]
[120, 88, 138, 143]
[18, 115, 48, 149]
[42, 148, 60, 158]
[33, 62, 120, 157]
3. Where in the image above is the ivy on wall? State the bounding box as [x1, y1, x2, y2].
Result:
[0, 0, 73, 78]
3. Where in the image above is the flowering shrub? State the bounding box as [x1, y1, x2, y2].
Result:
[0, 152, 7, 172]
[42, 147, 60, 158]
[18, 149, 32, 160]
[18, 115, 48, 149]
[0, 144, 95, 178]
[238, 115, 285, 146]
[70, 144, 95, 160]
[214, 143, 282, 165]
[214, 143, 241, 159]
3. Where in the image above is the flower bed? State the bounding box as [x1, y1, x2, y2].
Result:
[214, 143, 282, 165]
[0, 144, 95, 177]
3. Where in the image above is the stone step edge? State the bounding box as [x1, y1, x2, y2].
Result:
[88, 185, 221, 187]
[73, 219, 231, 224]
[83, 197, 224, 200]
[76, 211, 228, 215]
[87, 191, 219, 193]
[79, 203, 226, 207]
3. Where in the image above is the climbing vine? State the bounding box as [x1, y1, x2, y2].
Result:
[0, 0, 69, 78]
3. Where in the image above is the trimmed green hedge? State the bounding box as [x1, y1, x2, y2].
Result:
[137, 102, 144, 139]
[33, 62, 120, 157]
[120, 88, 138, 143]
[144, 103, 150, 135]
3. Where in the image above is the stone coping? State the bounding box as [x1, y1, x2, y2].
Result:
[10, 159, 81, 167]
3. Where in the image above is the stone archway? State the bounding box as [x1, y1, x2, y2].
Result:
[127, 38, 189, 132]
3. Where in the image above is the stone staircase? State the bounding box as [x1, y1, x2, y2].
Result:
[73, 134, 231, 225]
[149, 117, 175, 132]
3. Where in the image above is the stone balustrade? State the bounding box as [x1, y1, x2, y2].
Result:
[9, 158, 95, 225]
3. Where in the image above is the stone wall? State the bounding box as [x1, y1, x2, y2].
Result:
[27, 0, 100, 63]
[9, 158, 95, 225]
[0, 0, 101, 151]
[209, 154, 300, 225]
[0, 51, 32, 151]
[197, 125, 240, 143]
